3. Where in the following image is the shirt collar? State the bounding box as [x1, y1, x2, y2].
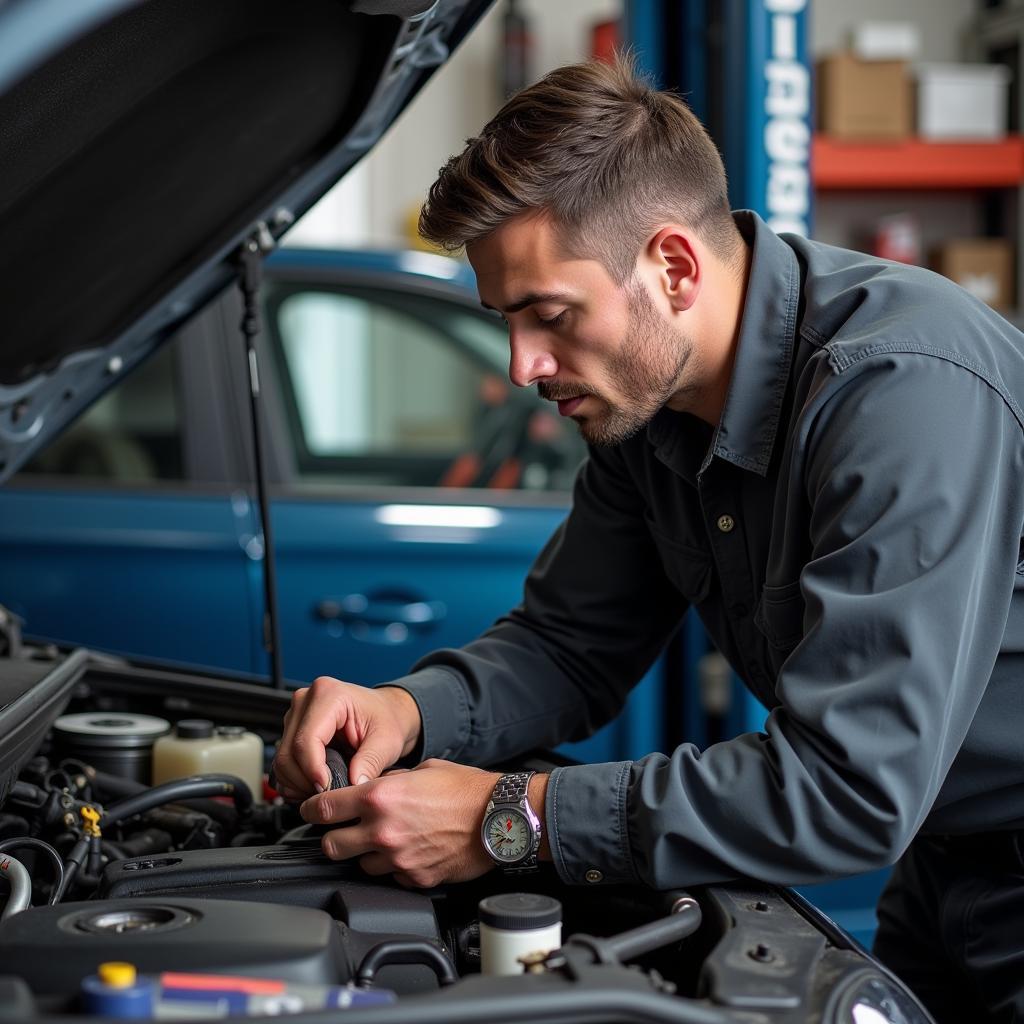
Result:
[646, 211, 801, 480]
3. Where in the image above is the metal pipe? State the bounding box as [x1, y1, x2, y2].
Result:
[0, 853, 32, 918]
[0, 838, 65, 905]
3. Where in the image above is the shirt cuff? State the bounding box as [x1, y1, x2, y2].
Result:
[545, 761, 640, 886]
[374, 666, 470, 762]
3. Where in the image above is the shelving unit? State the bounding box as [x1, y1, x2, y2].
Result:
[813, 135, 1024, 190]
[813, 134, 1022, 315]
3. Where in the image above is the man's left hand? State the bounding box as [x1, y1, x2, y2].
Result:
[299, 759, 500, 887]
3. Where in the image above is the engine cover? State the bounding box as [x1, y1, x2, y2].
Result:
[0, 898, 347, 995]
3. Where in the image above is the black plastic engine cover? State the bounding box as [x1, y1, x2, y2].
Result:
[99, 841, 443, 940]
[0, 898, 348, 995]
[94, 842, 449, 994]
[100, 839, 361, 910]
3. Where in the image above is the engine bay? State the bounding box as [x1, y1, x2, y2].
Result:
[0, 650, 927, 1023]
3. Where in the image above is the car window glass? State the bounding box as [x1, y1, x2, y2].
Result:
[272, 289, 584, 491]
[19, 343, 183, 482]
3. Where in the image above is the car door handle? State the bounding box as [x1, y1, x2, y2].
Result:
[315, 592, 446, 645]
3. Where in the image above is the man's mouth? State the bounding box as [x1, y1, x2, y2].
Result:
[556, 396, 585, 416]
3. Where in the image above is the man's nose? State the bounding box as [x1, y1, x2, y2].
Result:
[508, 330, 558, 388]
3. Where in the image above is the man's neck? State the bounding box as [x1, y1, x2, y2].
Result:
[668, 239, 753, 428]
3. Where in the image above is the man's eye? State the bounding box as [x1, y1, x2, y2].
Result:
[539, 311, 567, 327]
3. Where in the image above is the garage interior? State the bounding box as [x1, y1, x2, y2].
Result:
[0, 2, 1019, 1020]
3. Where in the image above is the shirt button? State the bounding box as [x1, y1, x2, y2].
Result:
[585, 869, 603, 884]
[717, 514, 735, 533]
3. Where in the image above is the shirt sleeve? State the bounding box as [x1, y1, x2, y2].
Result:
[601, 352, 1024, 889]
[378, 439, 689, 767]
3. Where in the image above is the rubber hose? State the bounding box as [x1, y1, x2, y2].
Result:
[356, 940, 458, 988]
[103, 774, 253, 826]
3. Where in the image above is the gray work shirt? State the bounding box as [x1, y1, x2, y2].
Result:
[385, 211, 1024, 889]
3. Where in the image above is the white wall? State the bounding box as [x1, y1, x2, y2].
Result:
[812, 0, 977, 61]
[287, 0, 619, 250]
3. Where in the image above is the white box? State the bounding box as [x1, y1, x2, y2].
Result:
[851, 22, 921, 61]
[916, 63, 1011, 140]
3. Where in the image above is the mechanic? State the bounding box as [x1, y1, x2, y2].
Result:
[273, 58, 1024, 1021]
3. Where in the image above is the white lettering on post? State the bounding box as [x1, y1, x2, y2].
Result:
[763, 0, 809, 236]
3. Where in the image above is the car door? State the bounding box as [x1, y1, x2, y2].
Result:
[256, 258, 669, 761]
[0, 317, 261, 676]
[259, 271, 580, 685]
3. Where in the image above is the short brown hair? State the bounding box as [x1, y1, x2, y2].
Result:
[419, 55, 740, 284]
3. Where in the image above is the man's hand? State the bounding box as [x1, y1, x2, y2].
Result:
[272, 678, 422, 799]
[299, 759, 500, 887]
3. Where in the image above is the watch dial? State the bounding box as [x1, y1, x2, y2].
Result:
[485, 809, 531, 862]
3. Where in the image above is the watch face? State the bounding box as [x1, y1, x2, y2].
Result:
[483, 808, 532, 863]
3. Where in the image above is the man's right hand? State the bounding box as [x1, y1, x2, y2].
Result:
[272, 677, 422, 800]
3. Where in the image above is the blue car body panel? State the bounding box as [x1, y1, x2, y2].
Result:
[0, 487, 258, 674]
[267, 495, 570, 685]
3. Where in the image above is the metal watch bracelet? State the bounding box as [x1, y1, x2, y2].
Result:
[487, 770, 541, 872]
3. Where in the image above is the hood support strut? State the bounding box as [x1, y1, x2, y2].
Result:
[238, 230, 284, 690]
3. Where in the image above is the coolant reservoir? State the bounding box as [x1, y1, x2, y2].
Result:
[152, 720, 265, 802]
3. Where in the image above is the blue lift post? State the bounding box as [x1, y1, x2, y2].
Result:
[624, 0, 888, 949]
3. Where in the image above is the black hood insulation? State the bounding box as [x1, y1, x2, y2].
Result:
[0, 0, 396, 385]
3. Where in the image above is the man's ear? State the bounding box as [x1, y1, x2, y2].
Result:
[646, 227, 700, 312]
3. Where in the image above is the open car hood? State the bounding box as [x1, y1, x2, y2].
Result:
[0, 0, 490, 483]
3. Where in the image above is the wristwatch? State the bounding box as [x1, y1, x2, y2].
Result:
[480, 771, 542, 873]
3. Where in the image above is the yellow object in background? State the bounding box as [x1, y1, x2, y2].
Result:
[404, 204, 449, 255]
[98, 963, 137, 989]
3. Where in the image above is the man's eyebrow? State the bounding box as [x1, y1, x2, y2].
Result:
[480, 292, 571, 315]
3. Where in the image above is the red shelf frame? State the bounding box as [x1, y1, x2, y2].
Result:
[813, 136, 1024, 190]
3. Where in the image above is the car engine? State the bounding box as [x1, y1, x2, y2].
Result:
[0, 651, 931, 1023]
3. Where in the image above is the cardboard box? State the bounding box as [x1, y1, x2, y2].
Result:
[916, 63, 1010, 140]
[817, 52, 912, 140]
[932, 239, 1014, 310]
